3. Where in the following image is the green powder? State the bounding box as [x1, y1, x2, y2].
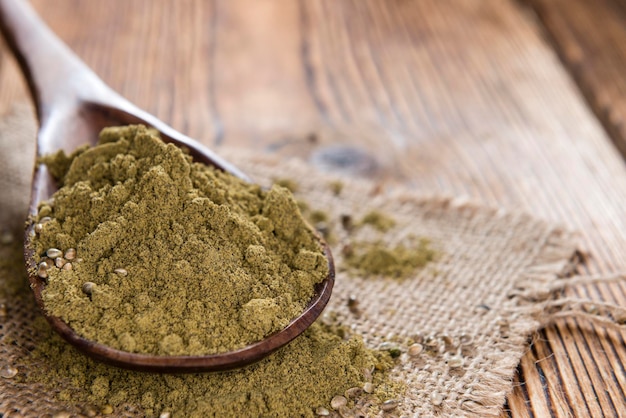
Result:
[328, 180, 344, 196]
[30, 319, 392, 417]
[344, 238, 436, 279]
[1, 233, 399, 417]
[32, 125, 329, 356]
[359, 210, 396, 232]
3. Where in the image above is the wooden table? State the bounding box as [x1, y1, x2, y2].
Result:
[1, 1, 625, 416]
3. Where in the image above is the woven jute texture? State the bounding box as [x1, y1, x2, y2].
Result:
[0, 108, 581, 417]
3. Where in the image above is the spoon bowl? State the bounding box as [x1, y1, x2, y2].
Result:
[0, 0, 334, 372]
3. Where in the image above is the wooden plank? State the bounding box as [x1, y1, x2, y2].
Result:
[0, 1, 625, 416]
[524, 0, 626, 158]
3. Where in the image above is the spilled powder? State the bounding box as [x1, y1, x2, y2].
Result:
[31, 319, 394, 417]
[0, 231, 399, 418]
[359, 210, 396, 232]
[32, 125, 329, 356]
[287, 178, 437, 280]
[343, 238, 436, 280]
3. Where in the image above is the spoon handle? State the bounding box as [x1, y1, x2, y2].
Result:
[0, 0, 106, 124]
[0, 0, 249, 179]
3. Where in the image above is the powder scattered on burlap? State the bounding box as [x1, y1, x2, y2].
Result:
[30, 319, 395, 417]
[343, 238, 437, 279]
[31, 125, 329, 356]
[358, 210, 396, 232]
[296, 199, 436, 280]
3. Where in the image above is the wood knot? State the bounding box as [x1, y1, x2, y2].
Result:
[310, 145, 379, 177]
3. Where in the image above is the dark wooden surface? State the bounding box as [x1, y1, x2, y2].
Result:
[525, 0, 626, 159]
[0, 0, 625, 416]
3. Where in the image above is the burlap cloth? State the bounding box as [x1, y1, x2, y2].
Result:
[1, 107, 625, 417]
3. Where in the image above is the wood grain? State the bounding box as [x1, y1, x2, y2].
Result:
[524, 0, 626, 158]
[0, 0, 625, 416]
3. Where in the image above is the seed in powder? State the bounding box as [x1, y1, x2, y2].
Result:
[64, 248, 76, 260]
[46, 248, 63, 259]
[330, 395, 347, 409]
[316, 406, 331, 416]
[345, 386, 363, 398]
[82, 282, 96, 296]
[37, 263, 48, 279]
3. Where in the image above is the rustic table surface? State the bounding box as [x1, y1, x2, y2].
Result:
[1, 1, 625, 416]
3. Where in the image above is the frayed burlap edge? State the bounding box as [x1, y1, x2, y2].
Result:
[228, 150, 584, 417]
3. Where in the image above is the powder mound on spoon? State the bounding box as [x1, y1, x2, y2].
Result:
[31, 125, 329, 356]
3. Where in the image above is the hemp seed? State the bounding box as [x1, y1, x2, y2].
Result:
[0, 364, 18, 379]
[408, 343, 423, 357]
[62, 262, 73, 271]
[37, 263, 49, 279]
[315, 406, 330, 416]
[114, 268, 128, 276]
[345, 387, 363, 399]
[338, 405, 353, 418]
[381, 399, 399, 411]
[82, 282, 96, 296]
[330, 395, 348, 410]
[431, 392, 444, 406]
[55, 257, 66, 268]
[448, 355, 464, 368]
[46, 248, 63, 258]
[362, 367, 373, 382]
[459, 334, 473, 346]
[64, 248, 76, 260]
[82, 405, 98, 417]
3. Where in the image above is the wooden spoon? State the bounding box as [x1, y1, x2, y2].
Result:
[0, 0, 334, 372]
